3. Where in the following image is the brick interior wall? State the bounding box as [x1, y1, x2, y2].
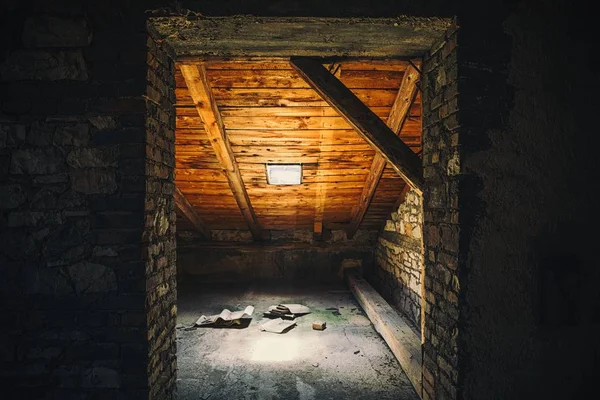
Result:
[144, 35, 177, 399]
[370, 188, 424, 331]
[420, 21, 461, 400]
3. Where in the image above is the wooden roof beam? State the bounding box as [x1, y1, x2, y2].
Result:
[149, 16, 453, 59]
[346, 64, 420, 238]
[179, 64, 265, 241]
[290, 57, 424, 194]
[174, 187, 211, 240]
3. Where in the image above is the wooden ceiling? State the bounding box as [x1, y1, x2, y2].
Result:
[174, 58, 422, 237]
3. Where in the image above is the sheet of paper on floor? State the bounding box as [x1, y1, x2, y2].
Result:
[195, 305, 254, 327]
[260, 318, 296, 333]
[264, 304, 311, 319]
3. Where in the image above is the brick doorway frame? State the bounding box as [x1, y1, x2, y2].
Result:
[145, 15, 460, 400]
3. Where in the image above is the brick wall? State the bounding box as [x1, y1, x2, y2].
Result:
[144, 35, 177, 399]
[370, 188, 424, 331]
[420, 21, 461, 400]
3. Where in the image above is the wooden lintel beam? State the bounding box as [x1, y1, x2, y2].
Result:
[149, 16, 453, 59]
[180, 64, 265, 241]
[174, 187, 211, 240]
[290, 57, 424, 193]
[347, 64, 420, 238]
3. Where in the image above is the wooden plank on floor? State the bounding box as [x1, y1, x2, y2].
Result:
[345, 268, 423, 398]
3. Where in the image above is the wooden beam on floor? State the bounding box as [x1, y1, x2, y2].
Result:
[174, 187, 211, 240]
[346, 64, 420, 238]
[345, 268, 423, 398]
[180, 64, 265, 241]
[290, 57, 424, 193]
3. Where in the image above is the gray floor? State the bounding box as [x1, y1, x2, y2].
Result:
[176, 281, 419, 400]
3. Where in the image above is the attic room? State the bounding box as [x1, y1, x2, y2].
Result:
[150, 15, 444, 399]
[1, 1, 599, 399]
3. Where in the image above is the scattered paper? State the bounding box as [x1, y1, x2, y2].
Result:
[264, 304, 311, 319]
[259, 318, 296, 333]
[195, 305, 254, 327]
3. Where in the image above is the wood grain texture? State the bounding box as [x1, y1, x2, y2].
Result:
[174, 58, 423, 232]
[345, 269, 423, 397]
[174, 187, 211, 239]
[180, 64, 265, 240]
[290, 57, 424, 192]
[149, 16, 452, 58]
[347, 63, 421, 238]
[175, 68, 406, 89]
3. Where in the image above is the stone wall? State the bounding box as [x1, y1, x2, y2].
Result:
[420, 21, 461, 400]
[178, 230, 376, 282]
[0, 2, 175, 399]
[370, 189, 424, 331]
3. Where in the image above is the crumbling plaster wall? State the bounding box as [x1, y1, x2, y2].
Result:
[456, 2, 600, 399]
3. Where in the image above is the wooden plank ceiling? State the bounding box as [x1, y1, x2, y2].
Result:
[175, 58, 422, 233]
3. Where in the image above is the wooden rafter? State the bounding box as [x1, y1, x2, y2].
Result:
[313, 127, 336, 238]
[174, 187, 211, 240]
[179, 64, 264, 241]
[290, 57, 424, 194]
[313, 221, 323, 241]
[346, 64, 420, 238]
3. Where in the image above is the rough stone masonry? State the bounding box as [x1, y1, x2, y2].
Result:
[0, 3, 177, 399]
[371, 188, 424, 332]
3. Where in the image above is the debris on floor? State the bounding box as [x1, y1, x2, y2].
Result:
[195, 305, 254, 327]
[312, 321, 326, 330]
[259, 317, 296, 333]
[326, 307, 342, 316]
[264, 304, 311, 319]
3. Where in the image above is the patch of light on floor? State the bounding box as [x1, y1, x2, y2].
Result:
[250, 335, 300, 362]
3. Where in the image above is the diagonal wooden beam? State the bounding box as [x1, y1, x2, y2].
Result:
[290, 57, 424, 193]
[346, 64, 420, 238]
[180, 64, 264, 241]
[174, 187, 211, 240]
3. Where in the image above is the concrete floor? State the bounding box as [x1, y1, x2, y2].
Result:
[176, 281, 419, 400]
